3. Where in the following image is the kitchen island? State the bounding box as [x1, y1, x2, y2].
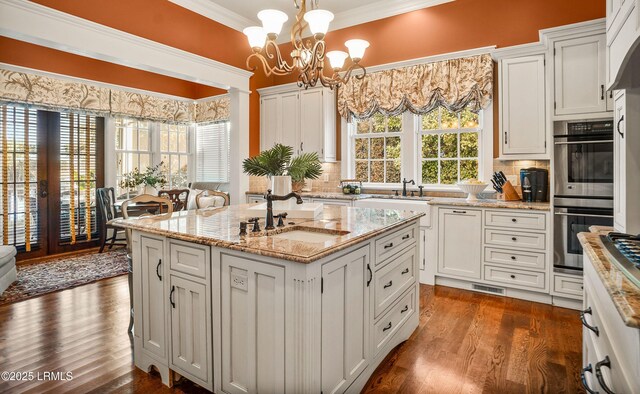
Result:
[113, 204, 423, 393]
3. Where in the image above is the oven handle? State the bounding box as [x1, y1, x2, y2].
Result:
[554, 140, 613, 145]
[554, 212, 613, 219]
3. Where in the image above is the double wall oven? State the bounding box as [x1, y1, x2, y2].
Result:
[554, 120, 614, 274]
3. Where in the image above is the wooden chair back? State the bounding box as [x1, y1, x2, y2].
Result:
[120, 194, 173, 254]
[196, 189, 230, 208]
[158, 189, 190, 211]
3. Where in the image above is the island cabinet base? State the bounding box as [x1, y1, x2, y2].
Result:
[130, 220, 421, 394]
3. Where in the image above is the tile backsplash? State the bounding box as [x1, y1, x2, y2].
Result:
[492, 159, 550, 195]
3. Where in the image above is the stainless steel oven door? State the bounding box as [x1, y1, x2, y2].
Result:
[553, 206, 613, 274]
[554, 137, 613, 197]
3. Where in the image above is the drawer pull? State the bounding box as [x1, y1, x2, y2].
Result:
[400, 305, 409, 313]
[510, 274, 516, 279]
[382, 322, 392, 332]
[511, 256, 516, 260]
[384, 242, 394, 249]
[366, 264, 372, 287]
[402, 234, 410, 240]
[595, 356, 615, 394]
[170, 285, 176, 309]
[511, 218, 517, 223]
[511, 237, 517, 241]
[580, 307, 599, 336]
[156, 259, 162, 281]
[452, 210, 467, 214]
[401, 268, 409, 275]
[384, 281, 393, 289]
[580, 364, 598, 394]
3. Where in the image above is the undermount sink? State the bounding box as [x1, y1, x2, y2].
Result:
[259, 226, 349, 243]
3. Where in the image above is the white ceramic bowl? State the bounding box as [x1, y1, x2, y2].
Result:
[457, 182, 488, 201]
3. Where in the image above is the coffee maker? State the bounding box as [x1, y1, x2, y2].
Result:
[520, 168, 549, 202]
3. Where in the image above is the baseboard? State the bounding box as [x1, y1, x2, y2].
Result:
[435, 276, 553, 305]
[552, 296, 583, 310]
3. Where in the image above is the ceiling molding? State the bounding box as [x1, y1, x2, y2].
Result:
[168, 0, 254, 32]
[0, 0, 252, 92]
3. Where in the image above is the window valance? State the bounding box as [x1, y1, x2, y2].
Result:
[337, 54, 494, 121]
[0, 68, 231, 124]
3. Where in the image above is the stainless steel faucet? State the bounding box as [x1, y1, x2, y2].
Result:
[402, 178, 415, 197]
[264, 189, 303, 230]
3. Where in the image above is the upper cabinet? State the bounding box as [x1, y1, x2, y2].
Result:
[606, 0, 640, 89]
[259, 84, 336, 162]
[499, 55, 548, 158]
[553, 34, 609, 116]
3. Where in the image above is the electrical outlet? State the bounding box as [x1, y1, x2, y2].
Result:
[323, 174, 329, 182]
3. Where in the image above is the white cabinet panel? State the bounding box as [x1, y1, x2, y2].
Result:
[321, 246, 370, 394]
[220, 254, 285, 394]
[260, 95, 279, 152]
[141, 236, 166, 360]
[280, 91, 300, 154]
[437, 208, 482, 279]
[300, 89, 324, 157]
[170, 275, 212, 387]
[554, 34, 608, 115]
[500, 55, 547, 156]
[613, 91, 626, 231]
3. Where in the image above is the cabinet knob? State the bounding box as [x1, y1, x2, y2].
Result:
[511, 256, 516, 260]
[510, 274, 516, 279]
[511, 237, 517, 241]
[511, 218, 517, 223]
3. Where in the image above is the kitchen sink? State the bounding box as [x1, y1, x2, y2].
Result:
[258, 226, 349, 243]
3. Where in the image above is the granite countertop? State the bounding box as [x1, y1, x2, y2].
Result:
[246, 191, 373, 201]
[578, 227, 640, 328]
[112, 204, 424, 264]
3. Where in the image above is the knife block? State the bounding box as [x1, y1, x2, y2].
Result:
[499, 181, 521, 201]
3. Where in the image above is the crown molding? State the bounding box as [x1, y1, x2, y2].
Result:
[0, 0, 252, 92]
[168, 0, 254, 32]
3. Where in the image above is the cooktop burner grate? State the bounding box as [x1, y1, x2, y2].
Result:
[600, 232, 640, 288]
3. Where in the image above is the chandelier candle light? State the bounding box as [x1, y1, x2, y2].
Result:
[243, 0, 370, 89]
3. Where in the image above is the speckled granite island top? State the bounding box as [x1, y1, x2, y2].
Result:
[427, 198, 550, 211]
[112, 205, 424, 264]
[578, 227, 640, 328]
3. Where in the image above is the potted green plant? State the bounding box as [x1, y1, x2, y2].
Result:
[119, 162, 168, 195]
[242, 144, 323, 194]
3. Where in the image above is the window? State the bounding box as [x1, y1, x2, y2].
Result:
[114, 118, 151, 199]
[196, 122, 230, 183]
[160, 124, 189, 188]
[352, 114, 402, 184]
[419, 107, 481, 185]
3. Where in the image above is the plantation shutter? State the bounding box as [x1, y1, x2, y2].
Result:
[196, 122, 230, 183]
[59, 113, 98, 245]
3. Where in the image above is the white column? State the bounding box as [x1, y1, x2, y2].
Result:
[228, 88, 250, 205]
[103, 116, 116, 188]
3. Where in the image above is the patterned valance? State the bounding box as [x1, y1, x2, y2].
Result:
[110, 90, 193, 123]
[195, 96, 230, 123]
[337, 54, 494, 121]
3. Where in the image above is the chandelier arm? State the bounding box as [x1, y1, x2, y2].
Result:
[246, 53, 294, 77]
[263, 41, 295, 73]
[290, 0, 308, 51]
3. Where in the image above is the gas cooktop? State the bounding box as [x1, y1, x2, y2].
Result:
[600, 232, 640, 288]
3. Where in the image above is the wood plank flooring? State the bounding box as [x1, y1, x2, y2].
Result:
[0, 276, 583, 393]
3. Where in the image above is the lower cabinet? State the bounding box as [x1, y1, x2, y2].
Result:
[169, 275, 212, 389]
[140, 236, 167, 361]
[437, 208, 482, 279]
[220, 254, 286, 394]
[321, 246, 370, 394]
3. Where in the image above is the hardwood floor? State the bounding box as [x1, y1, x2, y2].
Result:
[0, 276, 583, 393]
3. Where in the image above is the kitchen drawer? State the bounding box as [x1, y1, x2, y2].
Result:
[484, 247, 546, 270]
[374, 248, 416, 318]
[375, 225, 416, 267]
[374, 288, 415, 356]
[553, 275, 583, 298]
[484, 229, 546, 250]
[484, 265, 546, 290]
[169, 240, 209, 279]
[484, 210, 546, 230]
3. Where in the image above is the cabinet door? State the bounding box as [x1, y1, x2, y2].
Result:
[170, 275, 212, 386]
[437, 208, 482, 279]
[321, 246, 370, 394]
[280, 91, 300, 154]
[554, 34, 607, 115]
[220, 255, 285, 394]
[260, 95, 280, 152]
[501, 55, 547, 155]
[140, 236, 166, 360]
[300, 89, 325, 158]
[613, 92, 626, 231]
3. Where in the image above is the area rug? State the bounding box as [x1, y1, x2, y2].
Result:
[0, 248, 129, 305]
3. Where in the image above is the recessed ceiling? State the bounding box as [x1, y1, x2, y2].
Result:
[170, 0, 453, 42]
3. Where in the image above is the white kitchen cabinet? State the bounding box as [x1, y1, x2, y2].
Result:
[140, 236, 167, 361]
[499, 55, 547, 158]
[321, 246, 370, 394]
[606, 0, 639, 88]
[554, 34, 609, 116]
[259, 84, 336, 162]
[169, 275, 212, 389]
[220, 254, 286, 394]
[613, 89, 640, 233]
[437, 208, 482, 279]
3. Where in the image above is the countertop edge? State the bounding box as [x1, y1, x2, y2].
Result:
[578, 232, 640, 329]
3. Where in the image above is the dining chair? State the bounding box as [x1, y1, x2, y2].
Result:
[196, 189, 230, 208]
[158, 189, 190, 211]
[96, 187, 127, 253]
[120, 194, 173, 333]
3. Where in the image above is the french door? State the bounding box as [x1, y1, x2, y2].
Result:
[0, 105, 104, 259]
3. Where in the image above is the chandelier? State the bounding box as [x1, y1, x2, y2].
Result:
[243, 0, 369, 89]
